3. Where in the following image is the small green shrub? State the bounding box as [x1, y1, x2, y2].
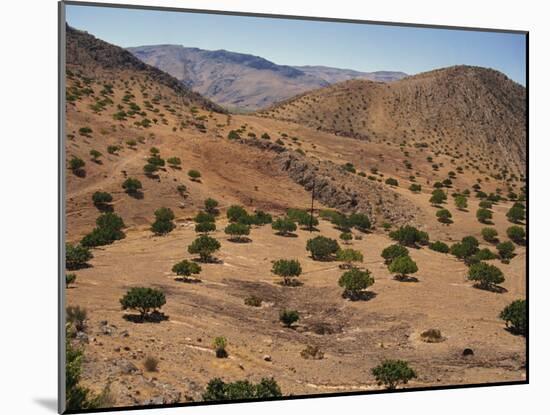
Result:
[279, 309, 299, 328]
[500, 299, 526, 335]
[372, 360, 417, 389]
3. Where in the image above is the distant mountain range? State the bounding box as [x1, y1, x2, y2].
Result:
[127, 45, 407, 110]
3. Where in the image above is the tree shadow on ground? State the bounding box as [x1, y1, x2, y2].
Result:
[174, 277, 202, 284]
[394, 275, 419, 283]
[192, 256, 223, 264]
[127, 191, 144, 200]
[228, 237, 252, 243]
[275, 232, 298, 238]
[473, 283, 508, 294]
[123, 311, 169, 324]
[72, 169, 86, 178]
[343, 291, 377, 302]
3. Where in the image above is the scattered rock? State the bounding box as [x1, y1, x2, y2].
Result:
[75, 331, 89, 343]
[263, 354, 272, 362]
[117, 358, 139, 374]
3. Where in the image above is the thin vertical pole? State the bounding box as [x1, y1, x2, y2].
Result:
[309, 181, 315, 232]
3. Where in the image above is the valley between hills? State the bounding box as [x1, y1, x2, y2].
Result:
[64, 25, 527, 409]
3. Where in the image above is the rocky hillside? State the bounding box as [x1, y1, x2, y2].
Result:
[259, 65, 526, 177]
[67, 26, 225, 113]
[128, 44, 406, 110]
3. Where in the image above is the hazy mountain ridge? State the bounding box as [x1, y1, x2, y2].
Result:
[259, 65, 526, 175]
[128, 44, 406, 110]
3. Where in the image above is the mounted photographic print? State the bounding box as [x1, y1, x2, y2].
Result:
[59, 1, 528, 413]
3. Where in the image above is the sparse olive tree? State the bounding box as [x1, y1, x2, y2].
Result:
[467, 262, 504, 290]
[388, 255, 418, 281]
[476, 208, 493, 224]
[279, 309, 299, 328]
[338, 267, 374, 300]
[454, 194, 468, 210]
[120, 287, 166, 319]
[336, 248, 364, 269]
[151, 207, 175, 235]
[272, 259, 302, 286]
[272, 217, 297, 236]
[506, 226, 525, 244]
[188, 235, 221, 262]
[306, 236, 340, 261]
[66, 243, 93, 270]
[500, 299, 526, 336]
[122, 177, 142, 196]
[224, 223, 251, 242]
[381, 244, 409, 264]
[372, 360, 417, 390]
[172, 259, 202, 282]
[481, 227, 498, 243]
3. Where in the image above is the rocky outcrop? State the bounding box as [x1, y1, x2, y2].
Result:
[239, 138, 419, 224]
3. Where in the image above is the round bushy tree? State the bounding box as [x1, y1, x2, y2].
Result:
[120, 287, 166, 319]
[167, 157, 181, 168]
[478, 200, 493, 209]
[429, 241, 450, 254]
[69, 156, 85, 171]
[306, 236, 340, 261]
[481, 227, 498, 243]
[272, 259, 302, 286]
[477, 208, 493, 224]
[194, 211, 216, 223]
[338, 267, 374, 300]
[195, 221, 216, 234]
[430, 189, 447, 206]
[172, 260, 201, 281]
[381, 244, 409, 264]
[336, 248, 364, 269]
[227, 205, 248, 223]
[92, 191, 113, 209]
[496, 241, 515, 260]
[388, 255, 418, 280]
[224, 223, 251, 242]
[450, 236, 479, 261]
[66, 273, 77, 288]
[506, 206, 525, 223]
[272, 217, 297, 236]
[372, 360, 417, 389]
[349, 213, 372, 232]
[436, 208, 452, 223]
[122, 177, 142, 195]
[151, 207, 175, 235]
[188, 169, 201, 181]
[500, 299, 526, 335]
[188, 235, 221, 262]
[389, 226, 429, 247]
[89, 149, 102, 162]
[467, 262, 504, 290]
[279, 309, 299, 328]
[204, 198, 219, 215]
[454, 194, 468, 210]
[507, 226, 525, 244]
[340, 232, 353, 243]
[385, 178, 398, 186]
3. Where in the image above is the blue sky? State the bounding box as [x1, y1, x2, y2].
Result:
[66, 4, 526, 84]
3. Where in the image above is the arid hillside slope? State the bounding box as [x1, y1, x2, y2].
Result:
[64, 27, 526, 410]
[259, 66, 526, 177]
